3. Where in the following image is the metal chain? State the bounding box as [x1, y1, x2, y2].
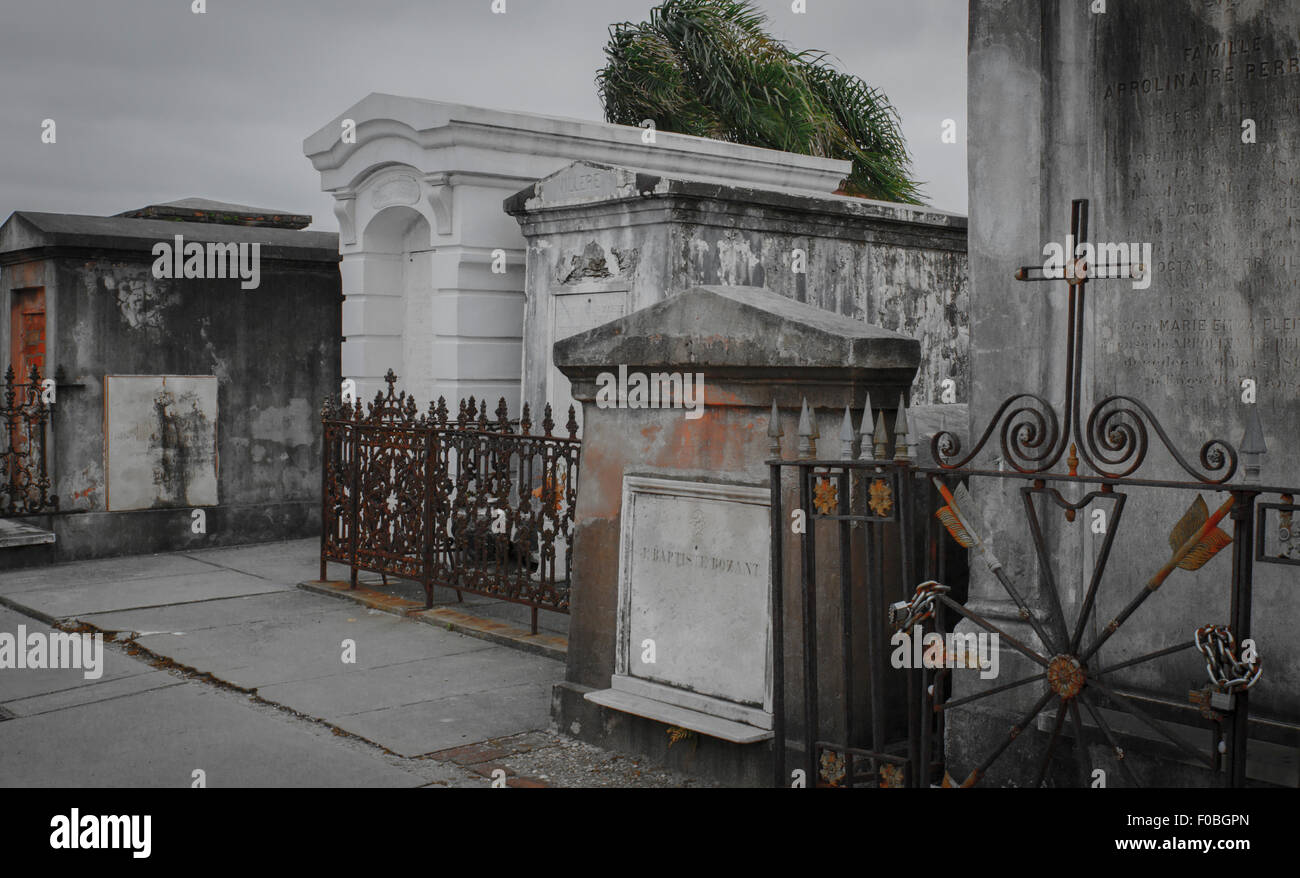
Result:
[1194, 625, 1262, 693]
[890, 580, 950, 631]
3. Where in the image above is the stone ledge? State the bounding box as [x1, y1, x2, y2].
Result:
[584, 688, 774, 745]
[297, 579, 567, 660]
[0, 519, 56, 548]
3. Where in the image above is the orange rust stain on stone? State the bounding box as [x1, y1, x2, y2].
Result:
[701, 383, 744, 407]
[651, 408, 754, 472]
[640, 424, 662, 442]
[13, 262, 44, 287]
[579, 439, 627, 520]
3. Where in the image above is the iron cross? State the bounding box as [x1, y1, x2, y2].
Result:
[1009, 199, 1148, 472]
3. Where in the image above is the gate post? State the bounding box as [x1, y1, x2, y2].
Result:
[346, 404, 361, 589]
[769, 440, 785, 788]
[1226, 489, 1257, 788]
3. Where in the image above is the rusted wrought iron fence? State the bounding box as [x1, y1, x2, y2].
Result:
[1, 365, 57, 517]
[772, 396, 1290, 788]
[320, 370, 579, 631]
[769, 199, 1298, 788]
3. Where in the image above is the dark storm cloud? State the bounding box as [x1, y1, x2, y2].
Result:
[0, 0, 967, 229]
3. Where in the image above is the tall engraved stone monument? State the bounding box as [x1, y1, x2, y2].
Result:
[958, 0, 1299, 784]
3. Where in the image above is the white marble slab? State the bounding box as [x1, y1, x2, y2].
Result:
[614, 475, 772, 725]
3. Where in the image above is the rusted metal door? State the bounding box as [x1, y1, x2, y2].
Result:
[10, 288, 46, 380]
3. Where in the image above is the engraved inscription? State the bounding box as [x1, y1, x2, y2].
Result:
[1098, 23, 1300, 403]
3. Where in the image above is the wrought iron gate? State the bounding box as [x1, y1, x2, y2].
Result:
[320, 371, 579, 631]
[769, 200, 1298, 788]
[1, 364, 56, 517]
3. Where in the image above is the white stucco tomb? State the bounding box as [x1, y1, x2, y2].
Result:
[303, 94, 849, 407]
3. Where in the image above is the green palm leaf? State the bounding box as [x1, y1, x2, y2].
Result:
[596, 0, 923, 203]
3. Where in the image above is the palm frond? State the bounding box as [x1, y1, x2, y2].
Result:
[596, 0, 923, 203]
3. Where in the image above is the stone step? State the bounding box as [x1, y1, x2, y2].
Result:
[0, 519, 55, 549]
[584, 687, 773, 745]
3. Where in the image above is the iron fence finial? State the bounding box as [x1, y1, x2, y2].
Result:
[839, 405, 855, 460]
[767, 399, 783, 458]
[859, 393, 875, 461]
[797, 398, 815, 459]
[873, 409, 889, 460]
[893, 393, 912, 462]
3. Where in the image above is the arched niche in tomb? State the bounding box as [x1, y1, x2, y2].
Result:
[355, 203, 433, 403]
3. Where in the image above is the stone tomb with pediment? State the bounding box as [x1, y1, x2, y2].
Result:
[551, 284, 919, 785]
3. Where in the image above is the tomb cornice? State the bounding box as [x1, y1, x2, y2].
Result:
[507, 163, 967, 251]
[554, 285, 919, 410]
[0, 212, 340, 264]
[306, 94, 850, 195]
[513, 196, 967, 252]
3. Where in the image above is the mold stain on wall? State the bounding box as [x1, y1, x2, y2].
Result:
[149, 388, 213, 507]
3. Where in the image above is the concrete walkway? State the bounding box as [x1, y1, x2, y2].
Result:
[0, 539, 709, 788]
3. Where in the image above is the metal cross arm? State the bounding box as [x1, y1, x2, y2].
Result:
[1013, 199, 1146, 286]
[1013, 261, 1145, 284]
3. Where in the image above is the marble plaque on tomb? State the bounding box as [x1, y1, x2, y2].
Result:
[614, 476, 772, 727]
[536, 162, 629, 208]
[105, 376, 218, 511]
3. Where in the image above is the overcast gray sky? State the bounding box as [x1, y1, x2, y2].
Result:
[0, 0, 968, 230]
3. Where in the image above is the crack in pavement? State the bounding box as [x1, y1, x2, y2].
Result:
[0, 667, 163, 703]
[5, 680, 188, 720]
[43, 616, 410, 759]
[0, 563, 580, 788]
